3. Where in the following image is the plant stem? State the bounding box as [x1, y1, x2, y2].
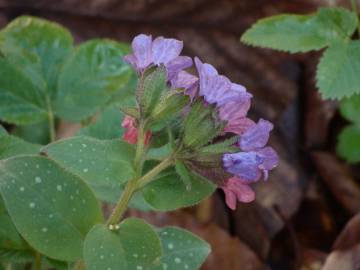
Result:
[134, 120, 146, 170]
[73, 261, 85, 270]
[106, 156, 173, 225]
[34, 252, 41, 270]
[46, 96, 56, 142]
[136, 156, 173, 188]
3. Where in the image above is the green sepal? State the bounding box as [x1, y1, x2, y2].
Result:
[137, 66, 167, 118]
[182, 100, 225, 149]
[175, 160, 192, 190]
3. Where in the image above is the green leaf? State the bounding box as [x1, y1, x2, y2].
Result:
[0, 155, 103, 261]
[0, 134, 41, 160]
[78, 107, 125, 140]
[138, 66, 167, 117]
[83, 218, 163, 270]
[340, 94, 360, 124]
[0, 57, 48, 125]
[0, 126, 7, 136]
[0, 249, 33, 264]
[42, 136, 135, 202]
[241, 7, 357, 53]
[156, 227, 210, 270]
[337, 125, 360, 163]
[142, 169, 215, 211]
[55, 39, 133, 122]
[0, 211, 27, 250]
[316, 41, 360, 99]
[175, 160, 192, 190]
[12, 120, 50, 144]
[0, 16, 73, 97]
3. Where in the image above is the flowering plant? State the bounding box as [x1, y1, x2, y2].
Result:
[0, 17, 277, 270]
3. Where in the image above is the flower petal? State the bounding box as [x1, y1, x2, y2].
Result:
[171, 71, 199, 100]
[152, 37, 183, 65]
[222, 187, 237, 210]
[132, 34, 153, 70]
[167, 56, 193, 81]
[123, 54, 138, 71]
[239, 119, 273, 151]
[223, 152, 263, 181]
[224, 117, 255, 135]
[258, 146, 279, 171]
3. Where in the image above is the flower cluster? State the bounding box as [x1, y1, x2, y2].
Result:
[122, 34, 279, 210]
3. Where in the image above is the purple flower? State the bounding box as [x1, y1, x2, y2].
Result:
[170, 71, 198, 100]
[124, 34, 192, 78]
[194, 57, 250, 106]
[222, 119, 278, 181]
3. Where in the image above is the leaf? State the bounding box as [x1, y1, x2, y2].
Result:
[12, 120, 50, 144]
[175, 160, 192, 190]
[83, 218, 163, 270]
[0, 134, 41, 160]
[42, 136, 135, 202]
[317, 41, 360, 99]
[78, 107, 125, 140]
[340, 94, 360, 124]
[0, 249, 34, 264]
[0, 126, 6, 136]
[55, 39, 134, 122]
[0, 155, 103, 261]
[0, 16, 73, 97]
[337, 125, 360, 163]
[156, 227, 210, 270]
[142, 169, 215, 211]
[241, 7, 357, 53]
[0, 57, 48, 125]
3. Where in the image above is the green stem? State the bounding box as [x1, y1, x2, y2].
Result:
[73, 261, 85, 270]
[136, 156, 173, 188]
[46, 96, 55, 142]
[106, 156, 173, 225]
[134, 120, 146, 171]
[34, 252, 41, 270]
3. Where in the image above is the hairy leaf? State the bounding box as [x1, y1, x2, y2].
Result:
[340, 94, 360, 124]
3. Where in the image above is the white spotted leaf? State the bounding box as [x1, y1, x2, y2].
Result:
[155, 227, 210, 270]
[83, 218, 163, 270]
[0, 155, 103, 261]
[42, 136, 135, 202]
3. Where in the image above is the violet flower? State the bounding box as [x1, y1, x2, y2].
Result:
[223, 119, 278, 182]
[123, 34, 192, 80]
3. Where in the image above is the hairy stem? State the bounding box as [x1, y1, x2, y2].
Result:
[46, 96, 56, 142]
[34, 252, 41, 270]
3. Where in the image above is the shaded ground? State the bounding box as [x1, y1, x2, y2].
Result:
[0, 0, 359, 269]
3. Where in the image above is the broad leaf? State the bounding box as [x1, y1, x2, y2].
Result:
[0, 155, 103, 261]
[156, 227, 210, 270]
[42, 136, 135, 202]
[0, 134, 41, 160]
[337, 125, 360, 163]
[241, 7, 357, 53]
[142, 169, 215, 211]
[55, 39, 133, 122]
[340, 94, 360, 124]
[84, 218, 162, 270]
[78, 107, 125, 140]
[12, 120, 50, 145]
[317, 41, 360, 99]
[0, 57, 47, 125]
[0, 16, 73, 97]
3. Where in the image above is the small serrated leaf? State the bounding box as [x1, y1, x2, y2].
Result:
[339, 94, 360, 124]
[316, 41, 360, 99]
[337, 125, 360, 163]
[241, 7, 357, 53]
